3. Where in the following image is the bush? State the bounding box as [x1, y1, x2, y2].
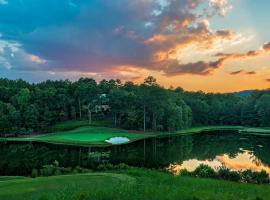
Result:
[179, 169, 192, 177]
[115, 163, 130, 170]
[179, 165, 270, 185]
[96, 163, 131, 171]
[192, 164, 216, 178]
[31, 168, 38, 178]
[217, 167, 241, 182]
[73, 166, 92, 174]
[40, 165, 55, 176]
[241, 170, 269, 184]
[255, 170, 270, 184]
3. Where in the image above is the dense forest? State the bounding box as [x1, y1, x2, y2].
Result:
[0, 76, 269, 136]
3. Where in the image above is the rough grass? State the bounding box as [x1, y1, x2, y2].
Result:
[0, 168, 269, 200]
[6, 126, 155, 146]
[51, 120, 89, 132]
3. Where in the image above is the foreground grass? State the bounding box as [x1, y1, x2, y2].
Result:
[6, 126, 155, 146]
[0, 168, 269, 200]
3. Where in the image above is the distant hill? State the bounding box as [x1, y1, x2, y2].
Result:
[233, 90, 254, 97]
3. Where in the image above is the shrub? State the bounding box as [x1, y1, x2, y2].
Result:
[179, 169, 192, 177]
[54, 169, 62, 176]
[96, 163, 131, 171]
[217, 167, 241, 182]
[31, 168, 38, 178]
[179, 165, 269, 185]
[115, 163, 130, 170]
[241, 170, 269, 184]
[40, 165, 55, 176]
[255, 170, 269, 184]
[73, 166, 92, 173]
[192, 164, 216, 178]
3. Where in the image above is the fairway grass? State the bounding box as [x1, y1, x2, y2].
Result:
[0, 169, 269, 200]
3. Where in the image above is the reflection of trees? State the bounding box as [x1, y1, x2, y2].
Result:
[108, 136, 194, 168]
[251, 138, 270, 166]
[0, 142, 83, 175]
[180, 131, 270, 167]
[108, 131, 270, 168]
[1, 131, 270, 175]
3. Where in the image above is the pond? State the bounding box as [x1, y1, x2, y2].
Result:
[1, 130, 270, 175]
[108, 130, 270, 174]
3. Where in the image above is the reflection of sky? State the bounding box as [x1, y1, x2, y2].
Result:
[168, 149, 270, 175]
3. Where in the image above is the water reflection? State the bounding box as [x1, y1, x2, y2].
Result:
[108, 131, 270, 174]
[168, 150, 270, 175]
[1, 130, 270, 176]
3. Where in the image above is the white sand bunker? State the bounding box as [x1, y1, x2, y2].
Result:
[105, 137, 130, 144]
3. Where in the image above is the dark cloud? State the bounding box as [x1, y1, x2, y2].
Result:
[0, 0, 264, 80]
[230, 70, 243, 75]
[229, 70, 256, 75]
[263, 42, 270, 51]
[215, 30, 234, 39]
[246, 71, 256, 75]
[266, 79, 270, 82]
[162, 57, 226, 76]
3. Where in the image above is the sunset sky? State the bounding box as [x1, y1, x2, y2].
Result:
[0, 0, 269, 92]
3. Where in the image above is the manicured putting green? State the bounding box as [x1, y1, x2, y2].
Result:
[7, 126, 154, 146]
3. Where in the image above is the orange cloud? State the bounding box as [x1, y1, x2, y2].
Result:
[217, 155, 270, 174]
[145, 34, 167, 44]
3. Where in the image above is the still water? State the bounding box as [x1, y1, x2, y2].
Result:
[108, 130, 270, 174]
[1, 130, 270, 176]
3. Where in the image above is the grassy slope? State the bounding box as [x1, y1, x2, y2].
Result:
[6, 126, 155, 146]
[0, 169, 269, 200]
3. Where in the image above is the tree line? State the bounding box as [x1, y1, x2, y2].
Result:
[0, 76, 269, 135]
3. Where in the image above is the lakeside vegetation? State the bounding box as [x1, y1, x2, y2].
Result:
[0, 167, 269, 200]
